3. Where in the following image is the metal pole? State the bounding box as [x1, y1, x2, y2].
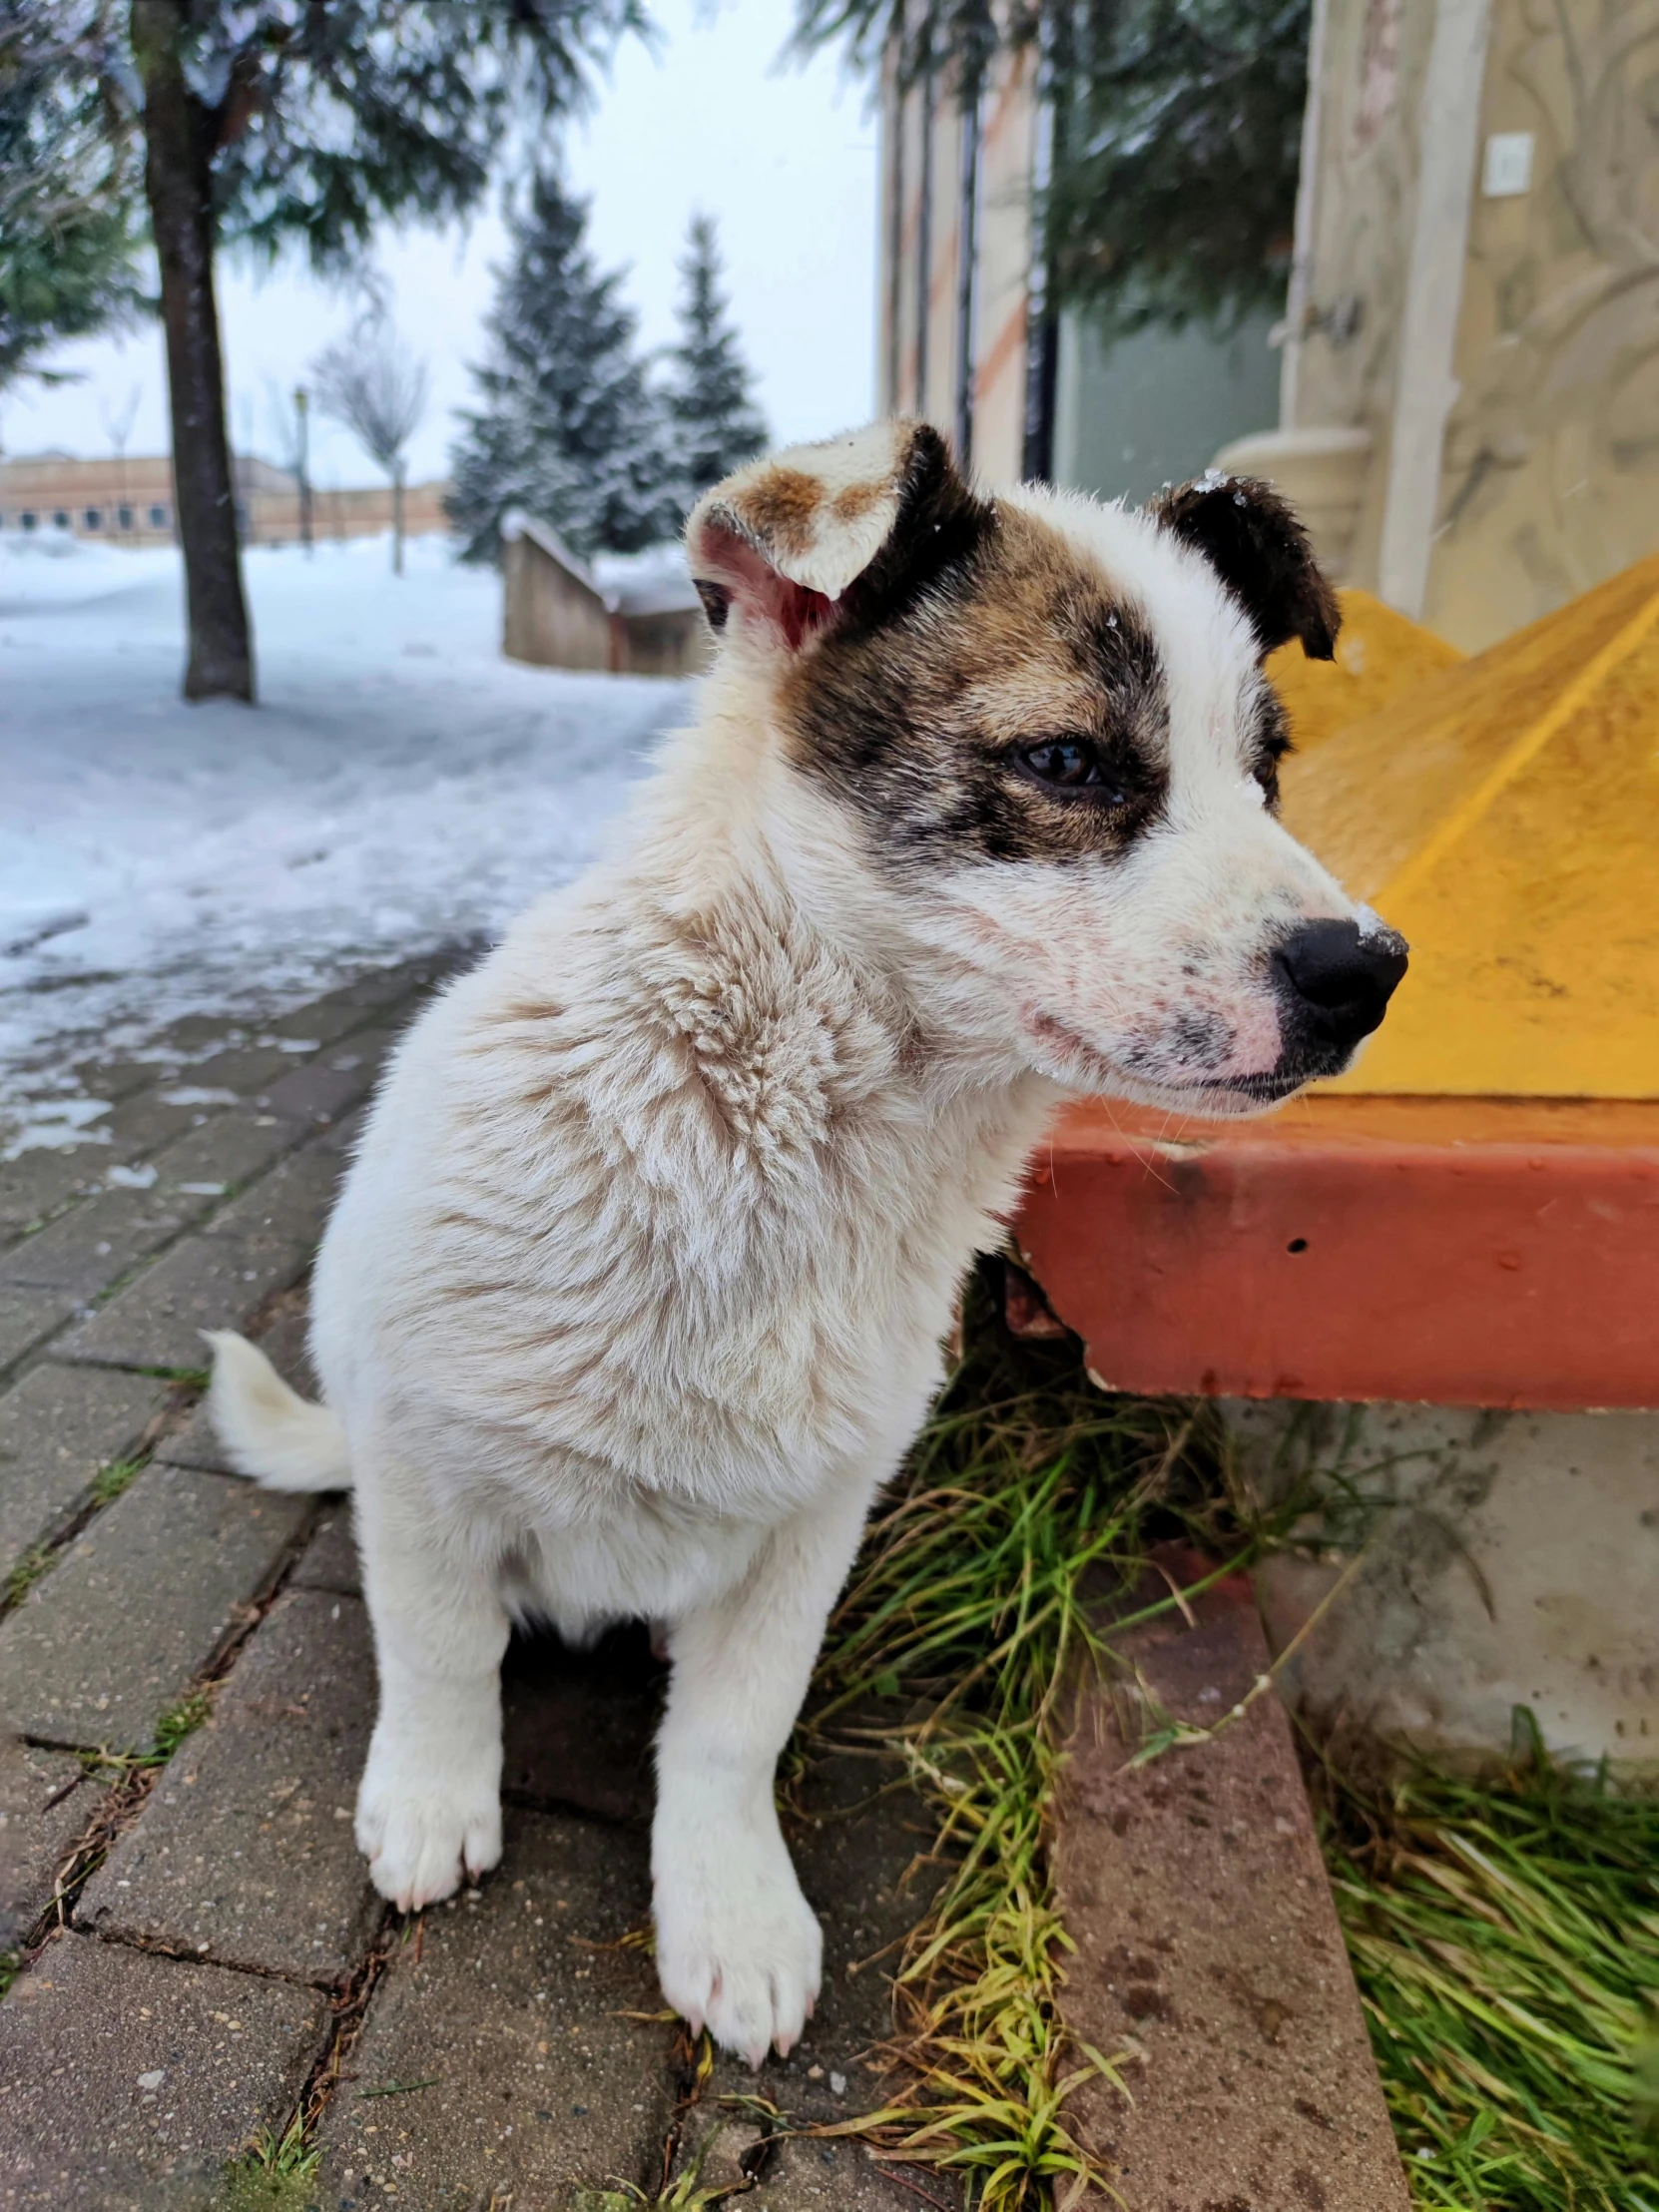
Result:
[953, 72, 982, 470]
[293, 384, 312, 555]
[914, 55, 935, 416]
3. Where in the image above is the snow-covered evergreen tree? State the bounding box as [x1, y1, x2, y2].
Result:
[448, 171, 680, 564]
[663, 214, 768, 504]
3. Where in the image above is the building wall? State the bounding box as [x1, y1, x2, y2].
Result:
[878, 36, 1280, 496]
[0, 454, 450, 550]
[1426, 0, 1659, 648]
[1289, 0, 1659, 650]
[878, 39, 1034, 484]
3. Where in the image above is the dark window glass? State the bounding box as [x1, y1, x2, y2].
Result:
[20, 511, 36, 530]
[52, 510, 69, 528]
[117, 505, 133, 529]
[84, 508, 102, 529]
[149, 504, 168, 527]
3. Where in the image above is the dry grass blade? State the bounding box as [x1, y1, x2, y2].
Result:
[794, 1272, 1239, 2210]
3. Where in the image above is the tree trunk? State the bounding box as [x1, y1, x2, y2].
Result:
[392, 466, 405, 577]
[132, 0, 255, 702]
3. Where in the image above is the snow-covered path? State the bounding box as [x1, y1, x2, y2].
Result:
[0, 531, 686, 1151]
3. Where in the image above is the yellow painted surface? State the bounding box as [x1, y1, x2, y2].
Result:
[1267, 589, 1462, 757]
[1280, 554, 1659, 1098]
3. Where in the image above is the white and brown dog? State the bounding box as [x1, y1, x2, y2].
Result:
[209, 420, 1405, 2065]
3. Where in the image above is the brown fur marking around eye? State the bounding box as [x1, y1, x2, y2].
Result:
[779, 502, 1171, 869]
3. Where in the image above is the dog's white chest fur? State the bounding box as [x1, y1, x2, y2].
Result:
[311, 841, 1049, 1623]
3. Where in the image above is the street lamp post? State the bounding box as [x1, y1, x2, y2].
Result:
[293, 384, 313, 554]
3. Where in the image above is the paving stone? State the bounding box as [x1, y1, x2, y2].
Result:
[316, 948, 472, 1014]
[94, 1088, 230, 1162]
[0, 1739, 90, 1950]
[1, 1110, 311, 1303]
[80, 1589, 379, 1982]
[0, 1287, 76, 1379]
[0, 1186, 201, 1303]
[501, 1622, 662, 1829]
[0, 1464, 308, 1754]
[680, 1739, 955, 2210]
[56, 1137, 348, 1372]
[288, 1500, 359, 1595]
[0, 1150, 100, 1251]
[173, 1040, 312, 1098]
[256, 1024, 398, 1127]
[1051, 1554, 1410, 2212]
[0, 1364, 169, 1574]
[0, 1930, 327, 2210]
[62, 1049, 169, 1108]
[315, 1807, 672, 2208]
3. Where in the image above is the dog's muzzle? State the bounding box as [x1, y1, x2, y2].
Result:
[1272, 917, 1409, 1068]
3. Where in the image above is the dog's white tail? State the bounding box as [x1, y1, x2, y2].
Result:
[205, 1331, 353, 1492]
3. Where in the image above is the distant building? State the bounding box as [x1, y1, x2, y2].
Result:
[502, 514, 707, 679]
[0, 453, 450, 549]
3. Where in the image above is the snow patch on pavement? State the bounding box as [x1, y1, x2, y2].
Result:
[0, 529, 687, 1151]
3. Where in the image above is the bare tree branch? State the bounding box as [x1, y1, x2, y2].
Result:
[310, 317, 430, 571]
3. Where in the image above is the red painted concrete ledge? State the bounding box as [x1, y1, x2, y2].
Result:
[1012, 1094, 1659, 1410]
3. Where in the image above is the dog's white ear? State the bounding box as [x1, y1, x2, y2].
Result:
[687, 419, 981, 653]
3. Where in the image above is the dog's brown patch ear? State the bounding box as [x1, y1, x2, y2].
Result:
[1153, 473, 1341, 662]
[687, 419, 987, 654]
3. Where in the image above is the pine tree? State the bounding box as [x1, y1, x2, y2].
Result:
[793, 0, 1312, 339]
[22, 0, 640, 703]
[0, 1, 143, 393]
[662, 214, 767, 505]
[448, 170, 680, 564]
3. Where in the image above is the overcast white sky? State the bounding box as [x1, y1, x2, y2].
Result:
[0, 0, 878, 486]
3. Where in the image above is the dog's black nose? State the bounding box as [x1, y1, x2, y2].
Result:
[1273, 918, 1408, 1052]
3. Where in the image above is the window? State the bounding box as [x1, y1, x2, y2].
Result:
[19, 510, 36, 531]
[52, 510, 69, 529]
[117, 505, 133, 530]
[149, 504, 168, 528]
[84, 507, 102, 530]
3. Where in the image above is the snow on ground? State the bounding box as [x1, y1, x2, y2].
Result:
[0, 528, 688, 1152]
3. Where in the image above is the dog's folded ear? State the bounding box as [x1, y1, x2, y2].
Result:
[687, 419, 987, 654]
[1153, 473, 1341, 663]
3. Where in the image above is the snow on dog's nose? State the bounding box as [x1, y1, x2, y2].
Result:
[1273, 917, 1409, 1062]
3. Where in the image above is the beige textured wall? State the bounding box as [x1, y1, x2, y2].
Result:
[1424, 1, 1659, 649]
[1291, 0, 1441, 594]
[1293, 0, 1659, 650]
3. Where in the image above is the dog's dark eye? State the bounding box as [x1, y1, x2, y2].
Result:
[1018, 739, 1128, 803]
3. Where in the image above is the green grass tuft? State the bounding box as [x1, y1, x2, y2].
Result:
[798, 1275, 1246, 2211]
[90, 1454, 145, 1506]
[2, 1544, 55, 1611]
[1327, 1728, 1659, 2211]
[152, 1688, 214, 1761]
[222, 2115, 320, 2207]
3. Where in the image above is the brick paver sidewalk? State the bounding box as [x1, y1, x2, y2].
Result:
[0, 957, 927, 2212]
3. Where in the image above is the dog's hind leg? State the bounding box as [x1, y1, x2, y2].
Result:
[351, 1449, 511, 1913]
[651, 1469, 877, 2067]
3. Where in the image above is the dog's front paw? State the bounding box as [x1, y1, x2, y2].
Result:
[355, 1723, 502, 1913]
[654, 1824, 823, 2066]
